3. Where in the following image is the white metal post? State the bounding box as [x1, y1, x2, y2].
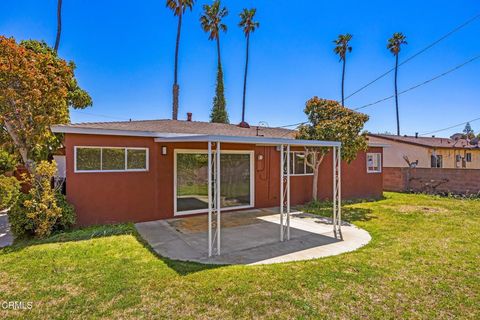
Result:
[216, 141, 221, 255]
[286, 144, 291, 240]
[333, 146, 337, 232]
[208, 141, 212, 257]
[280, 144, 284, 241]
[337, 145, 342, 232]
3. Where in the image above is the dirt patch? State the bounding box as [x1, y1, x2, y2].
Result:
[396, 205, 446, 214]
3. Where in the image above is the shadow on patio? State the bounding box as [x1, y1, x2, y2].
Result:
[135, 207, 372, 266]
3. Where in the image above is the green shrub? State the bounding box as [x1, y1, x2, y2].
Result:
[0, 176, 20, 210]
[0, 150, 17, 174]
[8, 161, 76, 238]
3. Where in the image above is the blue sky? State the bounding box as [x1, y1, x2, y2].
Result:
[2, 0, 479, 137]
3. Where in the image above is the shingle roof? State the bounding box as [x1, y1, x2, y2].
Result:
[60, 119, 296, 139]
[368, 134, 479, 149]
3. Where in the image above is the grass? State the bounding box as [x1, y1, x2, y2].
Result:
[1, 192, 479, 319]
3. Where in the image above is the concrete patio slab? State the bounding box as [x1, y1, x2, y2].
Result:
[135, 208, 371, 265]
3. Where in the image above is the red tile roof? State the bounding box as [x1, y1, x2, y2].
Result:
[368, 134, 479, 149]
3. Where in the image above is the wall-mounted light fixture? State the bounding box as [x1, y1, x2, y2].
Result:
[161, 146, 167, 155]
[258, 154, 264, 161]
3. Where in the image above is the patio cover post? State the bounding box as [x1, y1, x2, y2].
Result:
[333, 145, 342, 235]
[280, 144, 291, 241]
[216, 141, 221, 255]
[286, 144, 291, 240]
[208, 141, 213, 257]
[280, 144, 284, 241]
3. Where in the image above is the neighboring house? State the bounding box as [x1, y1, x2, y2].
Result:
[52, 118, 386, 226]
[368, 134, 480, 169]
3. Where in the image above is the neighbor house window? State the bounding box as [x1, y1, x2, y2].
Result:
[431, 155, 443, 168]
[284, 152, 314, 175]
[466, 153, 472, 162]
[75, 147, 148, 172]
[366, 153, 382, 173]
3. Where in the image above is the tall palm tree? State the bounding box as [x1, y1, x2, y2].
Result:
[238, 8, 259, 128]
[54, 0, 62, 53]
[166, 0, 195, 120]
[387, 32, 407, 136]
[333, 33, 352, 107]
[200, 0, 229, 123]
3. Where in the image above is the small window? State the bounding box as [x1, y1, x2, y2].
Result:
[367, 153, 382, 173]
[431, 155, 443, 168]
[76, 148, 101, 171]
[466, 153, 472, 162]
[127, 149, 148, 170]
[102, 148, 125, 170]
[284, 152, 314, 175]
[75, 147, 148, 172]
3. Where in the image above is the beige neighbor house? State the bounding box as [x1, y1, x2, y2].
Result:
[367, 134, 480, 169]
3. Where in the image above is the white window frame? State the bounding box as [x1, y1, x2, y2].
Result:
[174, 149, 255, 216]
[287, 151, 314, 176]
[366, 153, 382, 173]
[74, 146, 149, 173]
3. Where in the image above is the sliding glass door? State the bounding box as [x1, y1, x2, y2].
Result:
[175, 150, 253, 215]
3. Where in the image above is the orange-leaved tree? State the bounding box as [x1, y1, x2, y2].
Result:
[297, 98, 369, 200]
[0, 37, 92, 171]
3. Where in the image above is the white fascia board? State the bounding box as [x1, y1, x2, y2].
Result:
[368, 142, 390, 148]
[154, 134, 341, 147]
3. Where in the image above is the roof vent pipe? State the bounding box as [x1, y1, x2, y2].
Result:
[187, 112, 192, 122]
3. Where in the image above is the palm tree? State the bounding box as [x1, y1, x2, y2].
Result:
[387, 32, 407, 136]
[166, 0, 195, 120]
[200, 0, 229, 123]
[333, 33, 352, 107]
[54, 0, 62, 53]
[238, 8, 259, 128]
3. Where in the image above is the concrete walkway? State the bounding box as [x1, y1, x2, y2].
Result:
[0, 210, 14, 248]
[136, 208, 371, 265]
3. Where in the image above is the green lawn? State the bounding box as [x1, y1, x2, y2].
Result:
[1, 192, 479, 319]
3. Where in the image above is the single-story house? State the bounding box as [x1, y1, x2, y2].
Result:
[51, 119, 385, 227]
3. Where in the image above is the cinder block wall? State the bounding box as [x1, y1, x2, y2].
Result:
[383, 167, 480, 195]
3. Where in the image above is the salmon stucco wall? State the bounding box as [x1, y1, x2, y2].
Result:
[65, 134, 383, 226]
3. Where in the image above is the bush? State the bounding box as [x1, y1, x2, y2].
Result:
[0, 176, 20, 210]
[0, 149, 17, 174]
[8, 161, 76, 238]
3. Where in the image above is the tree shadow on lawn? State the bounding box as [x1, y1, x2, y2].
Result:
[301, 197, 384, 223]
[0, 223, 223, 275]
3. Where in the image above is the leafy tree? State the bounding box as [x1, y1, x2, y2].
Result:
[297, 98, 369, 200]
[200, 0, 229, 123]
[333, 34, 352, 107]
[238, 8, 259, 128]
[387, 32, 407, 136]
[0, 37, 92, 171]
[54, 0, 63, 53]
[166, 0, 195, 120]
[463, 122, 475, 139]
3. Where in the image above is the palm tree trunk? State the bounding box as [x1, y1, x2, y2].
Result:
[341, 57, 346, 106]
[394, 54, 400, 136]
[172, 13, 183, 120]
[54, 0, 62, 53]
[241, 33, 250, 125]
[216, 36, 222, 69]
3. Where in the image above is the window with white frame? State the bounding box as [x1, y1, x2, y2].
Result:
[366, 153, 382, 173]
[284, 152, 314, 175]
[75, 147, 148, 172]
